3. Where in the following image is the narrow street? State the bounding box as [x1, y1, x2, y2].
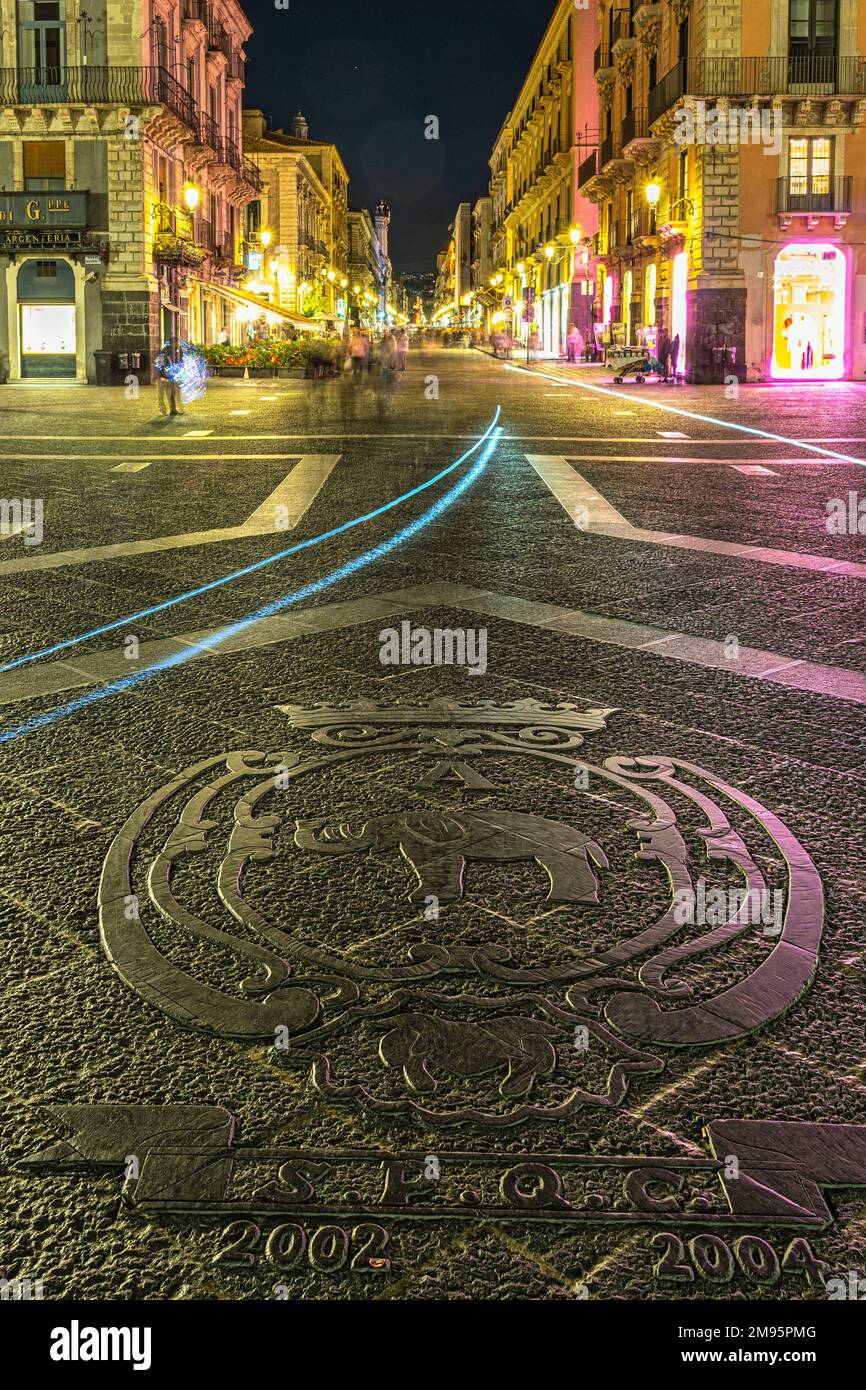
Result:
[1, 352, 864, 1302]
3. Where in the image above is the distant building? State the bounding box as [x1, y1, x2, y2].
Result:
[242, 109, 350, 326]
[485, 0, 599, 356]
[470, 197, 494, 312]
[0, 0, 262, 383]
[348, 206, 388, 330]
[434, 202, 472, 326]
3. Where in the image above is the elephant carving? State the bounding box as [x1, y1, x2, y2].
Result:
[293, 809, 608, 906]
[378, 1012, 560, 1097]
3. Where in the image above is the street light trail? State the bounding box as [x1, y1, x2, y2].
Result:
[504, 364, 866, 467]
[0, 408, 502, 674]
[0, 428, 504, 748]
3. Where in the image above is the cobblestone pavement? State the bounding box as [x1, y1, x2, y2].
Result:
[1, 350, 864, 1302]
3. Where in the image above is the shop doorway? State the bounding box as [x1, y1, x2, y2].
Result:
[17, 258, 76, 378]
[772, 242, 845, 379]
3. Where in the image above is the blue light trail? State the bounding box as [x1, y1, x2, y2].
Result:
[0, 427, 504, 748]
[0, 408, 502, 674]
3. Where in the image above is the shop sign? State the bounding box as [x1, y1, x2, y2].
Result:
[0, 192, 88, 228]
[0, 227, 94, 253]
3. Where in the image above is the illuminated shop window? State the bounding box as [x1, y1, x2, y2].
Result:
[20, 302, 75, 354]
[772, 242, 845, 381]
[644, 263, 657, 326]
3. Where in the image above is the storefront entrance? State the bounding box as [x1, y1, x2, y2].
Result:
[772, 242, 846, 380]
[17, 257, 76, 378]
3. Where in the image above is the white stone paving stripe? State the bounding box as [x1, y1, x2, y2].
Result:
[0, 580, 862, 708]
[526, 454, 866, 579]
[110, 461, 152, 473]
[0, 433, 862, 446]
[0, 455, 340, 576]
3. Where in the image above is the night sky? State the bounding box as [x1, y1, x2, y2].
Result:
[240, 0, 553, 273]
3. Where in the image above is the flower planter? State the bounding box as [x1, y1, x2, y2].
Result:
[220, 366, 245, 378]
[277, 368, 305, 379]
[248, 368, 273, 379]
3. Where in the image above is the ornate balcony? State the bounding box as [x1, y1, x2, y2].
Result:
[776, 175, 852, 229]
[649, 56, 866, 127]
[151, 202, 208, 268]
[0, 66, 196, 132]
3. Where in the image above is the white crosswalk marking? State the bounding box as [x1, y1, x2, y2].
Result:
[525, 454, 866, 578]
[0, 455, 341, 576]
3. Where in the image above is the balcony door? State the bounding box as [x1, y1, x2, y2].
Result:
[18, 0, 67, 101]
[789, 0, 839, 83]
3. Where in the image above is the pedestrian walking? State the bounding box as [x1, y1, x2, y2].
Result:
[669, 333, 681, 383]
[566, 323, 581, 364]
[395, 326, 409, 370]
[657, 331, 671, 383]
[155, 342, 183, 417]
[349, 327, 369, 381]
[217, 327, 230, 347]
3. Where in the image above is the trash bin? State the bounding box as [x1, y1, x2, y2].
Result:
[94, 349, 113, 387]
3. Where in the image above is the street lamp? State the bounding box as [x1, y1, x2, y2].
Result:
[183, 183, 200, 213]
[645, 181, 661, 236]
[260, 228, 272, 247]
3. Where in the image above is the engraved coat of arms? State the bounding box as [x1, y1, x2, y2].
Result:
[98, 699, 823, 1129]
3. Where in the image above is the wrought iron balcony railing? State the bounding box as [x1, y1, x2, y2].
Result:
[649, 55, 866, 125]
[198, 110, 220, 153]
[599, 128, 622, 169]
[612, 9, 633, 44]
[621, 107, 649, 147]
[776, 175, 852, 214]
[593, 46, 611, 74]
[242, 155, 263, 192]
[577, 150, 598, 187]
[0, 65, 197, 129]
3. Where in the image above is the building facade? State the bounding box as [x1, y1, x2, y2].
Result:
[434, 202, 472, 326]
[347, 206, 387, 330]
[483, 0, 599, 357]
[579, 0, 866, 383]
[0, 0, 262, 383]
[241, 109, 350, 326]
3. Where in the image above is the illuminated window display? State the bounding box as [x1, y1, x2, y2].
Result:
[772, 242, 846, 381]
[671, 251, 688, 367]
[644, 263, 656, 326]
[602, 270, 614, 325]
[20, 303, 75, 355]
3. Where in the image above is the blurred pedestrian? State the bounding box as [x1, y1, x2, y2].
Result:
[669, 333, 681, 383]
[349, 327, 369, 381]
[217, 327, 230, 347]
[566, 323, 582, 364]
[155, 342, 183, 416]
[657, 331, 671, 383]
[395, 326, 409, 370]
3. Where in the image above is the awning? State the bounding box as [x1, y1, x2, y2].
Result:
[194, 279, 325, 332]
[474, 288, 501, 309]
